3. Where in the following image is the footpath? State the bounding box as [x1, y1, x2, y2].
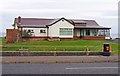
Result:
[1, 56, 119, 64]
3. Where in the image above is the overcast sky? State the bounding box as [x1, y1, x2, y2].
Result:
[0, 0, 119, 37]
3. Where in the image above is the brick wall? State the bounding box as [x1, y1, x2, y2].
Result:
[60, 38, 73, 40]
[6, 29, 20, 43]
[81, 36, 105, 40]
[74, 36, 80, 40]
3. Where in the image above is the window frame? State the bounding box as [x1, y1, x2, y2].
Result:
[59, 28, 73, 36]
[40, 29, 46, 33]
[86, 29, 90, 36]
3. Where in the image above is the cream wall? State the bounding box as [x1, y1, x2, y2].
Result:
[48, 19, 74, 38]
[23, 28, 47, 37]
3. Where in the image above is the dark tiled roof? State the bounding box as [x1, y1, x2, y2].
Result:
[15, 18, 55, 27]
[70, 19, 99, 26]
[72, 20, 110, 29]
[74, 25, 110, 29]
[14, 17, 110, 29]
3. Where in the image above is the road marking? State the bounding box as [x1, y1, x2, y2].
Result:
[66, 67, 119, 70]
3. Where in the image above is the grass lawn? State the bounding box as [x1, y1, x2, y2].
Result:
[1, 40, 119, 55]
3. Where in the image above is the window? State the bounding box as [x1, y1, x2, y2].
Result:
[62, 19, 64, 22]
[59, 28, 73, 36]
[80, 29, 84, 36]
[28, 30, 31, 32]
[22, 29, 34, 37]
[92, 29, 97, 36]
[40, 30, 46, 33]
[98, 29, 110, 36]
[86, 29, 90, 36]
[28, 29, 34, 33]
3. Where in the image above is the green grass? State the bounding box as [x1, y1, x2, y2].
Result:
[1, 40, 119, 55]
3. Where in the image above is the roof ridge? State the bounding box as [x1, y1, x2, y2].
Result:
[70, 19, 95, 21]
[15, 17, 96, 21]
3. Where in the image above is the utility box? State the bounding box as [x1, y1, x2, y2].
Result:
[103, 43, 110, 56]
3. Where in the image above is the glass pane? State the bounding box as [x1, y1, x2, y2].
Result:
[86, 29, 90, 36]
[59, 28, 73, 36]
[80, 29, 84, 36]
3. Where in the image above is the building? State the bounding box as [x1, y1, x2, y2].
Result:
[6, 16, 111, 43]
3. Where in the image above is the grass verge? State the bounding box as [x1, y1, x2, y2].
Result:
[1, 40, 119, 55]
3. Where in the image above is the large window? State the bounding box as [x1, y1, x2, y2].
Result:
[60, 28, 73, 36]
[98, 29, 110, 36]
[92, 29, 98, 36]
[86, 29, 90, 36]
[22, 29, 34, 37]
[80, 29, 84, 36]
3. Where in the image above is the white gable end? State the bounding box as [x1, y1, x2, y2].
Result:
[48, 19, 74, 38]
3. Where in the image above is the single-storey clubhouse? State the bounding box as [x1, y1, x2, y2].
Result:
[6, 16, 111, 42]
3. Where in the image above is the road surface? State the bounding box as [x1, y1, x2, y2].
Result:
[2, 62, 118, 74]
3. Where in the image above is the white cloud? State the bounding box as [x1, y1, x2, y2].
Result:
[2, 9, 70, 13]
[0, 0, 119, 34]
[101, 16, 118, 19]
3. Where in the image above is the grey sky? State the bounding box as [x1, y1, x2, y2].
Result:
[0, 0, 118, 37]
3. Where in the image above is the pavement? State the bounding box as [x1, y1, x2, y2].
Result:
[1, 56, 119, 64]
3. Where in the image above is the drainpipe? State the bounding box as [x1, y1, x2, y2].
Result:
[17, 16, 22, 42]
[46, 26, 49, 39]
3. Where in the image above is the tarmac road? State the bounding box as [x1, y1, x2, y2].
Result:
[2, 62, 119, 74]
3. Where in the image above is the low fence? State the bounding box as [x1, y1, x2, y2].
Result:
[1, 51, 103, 56]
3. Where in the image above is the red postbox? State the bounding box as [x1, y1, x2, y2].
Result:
[106, 46, 110, 51]
[103, 43, 110, 56]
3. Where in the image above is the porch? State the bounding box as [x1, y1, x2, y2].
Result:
[74, 28, 111, 40]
